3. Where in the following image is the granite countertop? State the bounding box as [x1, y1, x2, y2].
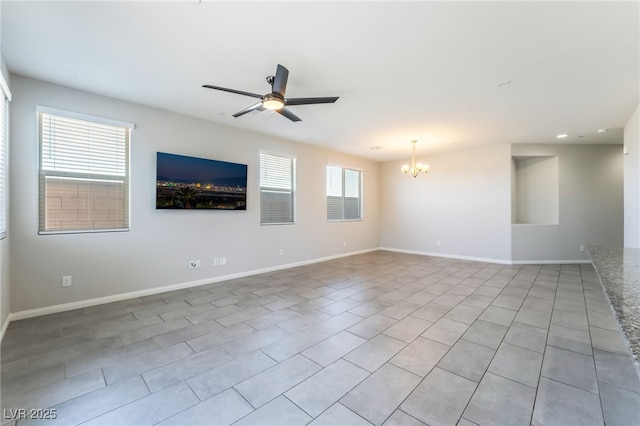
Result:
[588, 245, 640, 367]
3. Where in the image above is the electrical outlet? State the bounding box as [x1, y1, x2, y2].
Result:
[62, 276, 72, 287]
[219, 257, 227, 265]
[189, 260, 201, 269]
[579, 245, 585, 252]
[214, 258, 219, 266]
[343, 241, 347, 246]
[279, 249, 284, 256]
[437, 240, 441, 247]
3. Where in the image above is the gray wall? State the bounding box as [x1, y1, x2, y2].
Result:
[4, 74, 630, 319]
[624, 105, 639, 248]
[511, 144, 624, 262]
[379, 142, 623, 264]
[380, 144, 512, 262]
[9, 75, 380, 313]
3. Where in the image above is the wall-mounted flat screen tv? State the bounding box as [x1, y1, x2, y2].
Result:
[156, 152, 247, 210]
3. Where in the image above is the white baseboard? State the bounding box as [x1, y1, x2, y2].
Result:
[379, 247, 592, 266]
[379, 247, 513, 265]
[1, 246, 592, 336]
[510, 259, 591, 265]
[6, 248, 378, 323]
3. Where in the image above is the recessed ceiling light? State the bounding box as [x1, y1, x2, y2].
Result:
[557, 134, 568, 139]
[496, 80, 512, 87]
[597, 128, 607, 134]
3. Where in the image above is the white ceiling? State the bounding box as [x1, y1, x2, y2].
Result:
[2, 1, 638, 161]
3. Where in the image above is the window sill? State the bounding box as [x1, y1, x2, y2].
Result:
[38, 228, 130, 236]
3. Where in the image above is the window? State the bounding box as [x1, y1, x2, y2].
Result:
[0, 73, 10, 239]
[260, 151, 296, 225]
[38, 107, 133, 234]
[327, 165, 362, 221]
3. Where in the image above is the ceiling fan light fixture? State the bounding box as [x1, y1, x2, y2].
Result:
[262, 93, 285, 110]
[203, 64, 338, 121]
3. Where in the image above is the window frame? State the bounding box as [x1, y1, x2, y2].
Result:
[259, 150, 297, 226]
[37, 106, 134, 235]
[0, 71, 10, 240]
[326, 163, 363, 222]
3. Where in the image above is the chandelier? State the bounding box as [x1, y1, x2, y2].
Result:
[401, 140, 429, 177]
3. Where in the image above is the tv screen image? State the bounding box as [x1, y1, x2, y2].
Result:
[156, 152, 247, 210]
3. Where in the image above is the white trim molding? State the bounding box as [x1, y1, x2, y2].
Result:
[0, 246, 593, 337]
[6, 248, 377, 323]
[379, 247, 591, 266]
[0, 70, 11, 101]
[379, 247, 513, 265]
[36, 105, 135, 129]
[510, 259, 591, 265]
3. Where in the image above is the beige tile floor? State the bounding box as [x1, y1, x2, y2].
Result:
[1, 251, 639, 425]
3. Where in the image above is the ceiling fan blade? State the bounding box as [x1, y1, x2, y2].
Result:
[285, 96, 339, 106]
[232, 102, 264, 118]
[202, 85, 263, 99]
[271, 64, 289, 98]
[277, 107, 301, 122]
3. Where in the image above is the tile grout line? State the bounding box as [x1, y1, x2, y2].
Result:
[281, 355, 372, 421]
[528, 265, 559, 426]
[583, 263, 609, 424]
[378, 264, 529, 425]
[3, 256, 635, 425]
[461, 264, 545, 425]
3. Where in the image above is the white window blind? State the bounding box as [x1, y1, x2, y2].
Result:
[327, 165, 362, 221]
[0, 81, 8, 239]
[260, 151, 296, 225]
[38, 108, 133, 234]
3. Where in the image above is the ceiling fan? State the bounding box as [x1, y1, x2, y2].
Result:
[202, 64, 339, 122]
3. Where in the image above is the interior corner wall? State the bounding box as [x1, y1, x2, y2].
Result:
[379, 144, 512, 263]
[9, 75, 380, 314]
[624, 104, 640, 248]
[511, 144, 624, 262]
